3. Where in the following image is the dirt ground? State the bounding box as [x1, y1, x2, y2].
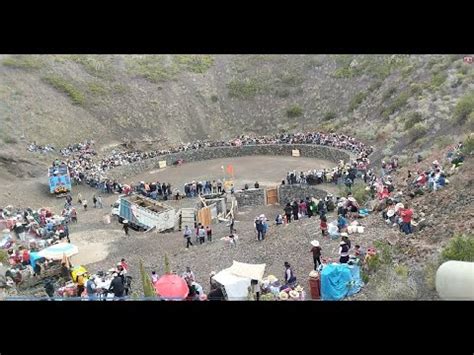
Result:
[121, 155, 336, 189]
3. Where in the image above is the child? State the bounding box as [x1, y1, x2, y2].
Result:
[320, 215, 328, 236]
[354, 244, 366, 260]
[206, 226, 212, 242]
[275, 214, 283, 225]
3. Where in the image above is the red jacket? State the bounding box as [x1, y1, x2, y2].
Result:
[400, 208, 413, 223]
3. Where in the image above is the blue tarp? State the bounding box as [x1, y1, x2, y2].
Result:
[321, 263, 364, 300]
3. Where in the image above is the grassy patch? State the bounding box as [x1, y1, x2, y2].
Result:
[3, 136, 18, 144]
[348, 92, 367, 112]
[227, 78, 267, 99]
[2, 55, 42, 69]
[323, 111, 337, 121]
[430, 72, 448, 89]
[453, 92, 474, 124]
[404, 111, 423, 130]
[407, 122, 429, 143]
[368, 81, 383, 92]
[409, 83, 423, 97]
[70, 55, 113, 79]
[461, 134, 474, 155]
[0, 249, 8, 264]
[42, 75, 85, 105]
[434, 135, 454, 150]
[112, 83, 128, 94]
[351, 183, 371, 205]
[401, 64, 416, 78]
[173, 55, 214, 73]
[87, 81, 108, 96]
[286, 104, 303, 118]
[126, 55, 178, 83]
[442, 234, 474, 262]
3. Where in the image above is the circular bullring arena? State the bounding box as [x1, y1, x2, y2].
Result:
[4, 136, 379, 300]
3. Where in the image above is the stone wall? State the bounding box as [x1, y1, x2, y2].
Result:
[234, 188, 265, 207]
[278, 185, 327, 205]
[108, 144, 351, 178]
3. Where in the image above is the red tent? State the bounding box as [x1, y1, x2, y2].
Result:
[154, 274, 189, 300]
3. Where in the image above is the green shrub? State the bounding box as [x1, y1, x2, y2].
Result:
[383, 91, 410, 118]
[401, 65, 416, 78]
[430, 72, 448, 88]
[332, 67, 353, 78]
[408, 122, 428, 142]
[87, 81, 107, 96]
[323, 111, 337, 121]
[275, 88, 290, 98]
[368, 81, 383, 92]
[279, 72, 304, 86]
[382, 87, 397, 101]
[453, 92, 474, 124]
[0, 249, 8, 264]
[286, 105, 303, 118]
[126, 56, 178, 83]
[461, 134, 474, 155]
[348, 92, 367, 112]
[70, 55, 113, 79]
[2, 55, 42, 69]
[210, 95, 218, 102]
[42, 76, 85, 105]
[409, 84, 423, 97]
[173, 55, 214, 73]
[404, 111, 423, 130]
[394, 264, 409, 278]
[227, 78, 264, 99]
[351, 183, 371, 205]
[442, 235, 474, 262]
[3, 136, 18, 144]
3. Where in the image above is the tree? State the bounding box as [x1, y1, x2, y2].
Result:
[139, 259, 156, 298]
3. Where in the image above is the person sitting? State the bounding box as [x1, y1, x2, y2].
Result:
[275, 214, 283, 225]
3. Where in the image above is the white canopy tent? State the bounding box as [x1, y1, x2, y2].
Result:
[212, 261, 266, 300]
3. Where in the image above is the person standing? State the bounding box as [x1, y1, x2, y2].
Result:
[182, 267, 195, 283]
[400, 203, 414, 235]
[86, 276, 97, 301]
[183, 225, 193, 248]
[283, 262, 297, 286]
[108, 273, 125, 300]
[284, 203, 292, 223]
[206, 226, 212, 242]
[82, 199, 88, 211]
[320, 215, 328, 237]
[97, 195, 103, 209]
[92, 194, 97, 208]
[339, 241, 350, 264]
[77, 193, 82, 205]
[123, 220, 129, 236]
[255, 218, 264, 241]
[199, 225, 206, 244]
[229, 218, 235, 234]
[292, 201, 299, 221]
[310, 240, 322, 270]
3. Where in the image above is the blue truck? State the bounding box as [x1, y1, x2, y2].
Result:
[48, 164, 72, 197]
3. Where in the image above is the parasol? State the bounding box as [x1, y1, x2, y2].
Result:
[154, 274, 189, 300]
[37, 243, 78, 260]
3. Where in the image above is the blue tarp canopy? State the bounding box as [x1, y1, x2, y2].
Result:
[321, 263, 364, 301]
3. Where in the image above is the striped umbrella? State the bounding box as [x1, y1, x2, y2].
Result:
[37, 243, 79, 260]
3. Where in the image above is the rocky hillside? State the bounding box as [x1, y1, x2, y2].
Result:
[0, 55, 473, 167]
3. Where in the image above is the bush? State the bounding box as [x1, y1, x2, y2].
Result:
[210, 95, 218, 102]
[3, 136, 18, 144]
[173, 55, 214, 74]
[409, 84, 423, 97]
[42, 76, 85, 105]
[383, 91, 410, 118]
[453, 92, 474, 124]
[461, 134, 474, 155]
[404, 111, 423, 130]
[442, 235, 474, 262]
[126, 56, 178, 83]
[2, 55, 42, 69]
[430, 72, 448, 89]
[227, 78, 264, 99]
[70, 55, 113, 79]
[87, 81, 107, 96]
[408, 122, 428, 142]
[348, 92, 367, 112]
[0, 249, 8, 264]
[286, 105, 303, 118]
[323, 111, 337, 121]
[382, 87, 397, 101]
[368, 81, 383, 92]
[351, 183, 371, 205]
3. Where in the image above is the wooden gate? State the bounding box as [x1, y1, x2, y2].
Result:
[266, 187, 278, 205]
[197, 206, 212, 226]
